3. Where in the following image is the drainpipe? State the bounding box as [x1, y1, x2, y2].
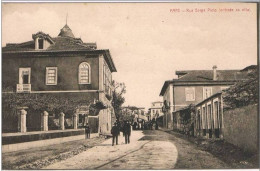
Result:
[220, 93, 224, 139]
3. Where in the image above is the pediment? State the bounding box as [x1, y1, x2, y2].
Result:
[32, 32, 54, 44]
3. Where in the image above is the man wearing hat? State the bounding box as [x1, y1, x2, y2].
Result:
[111, 122, 119, 146]
[123, 120, 131, 144]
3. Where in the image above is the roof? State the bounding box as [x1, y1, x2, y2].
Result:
[195, 92, 222, 107]
[32, 31, 55, 44]
[2, 24, 117, 72]
[176, 70, 247, 81]
[240, 65, 258, 72]
[159, 68, 250, 96]
[159, 80, 173, 96]
[3, 37, 95, 52]
[152, 101, 163, 104]
[58, 24, 75, 38]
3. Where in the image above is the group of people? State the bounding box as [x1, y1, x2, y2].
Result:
[132, 118, 158, 130]
[84, 120, 132, 146]
[111, 120, 131, 146]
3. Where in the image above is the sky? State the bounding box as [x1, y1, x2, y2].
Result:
[2, 3, 257, 110]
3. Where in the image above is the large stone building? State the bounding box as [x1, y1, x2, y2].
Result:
[159, 65, 251, 129]
[2, 24, 117, 134]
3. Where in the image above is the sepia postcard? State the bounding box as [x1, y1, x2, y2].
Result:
[1, 2, 259, 170]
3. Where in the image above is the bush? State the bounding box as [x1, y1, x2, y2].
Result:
[223, 69, 258, 110]
[2, 90, 107, 132]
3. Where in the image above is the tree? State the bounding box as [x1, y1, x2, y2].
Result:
[111, 80, 126, 120]
[223, 69, 258, 109]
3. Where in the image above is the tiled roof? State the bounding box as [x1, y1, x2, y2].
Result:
[240, 65, 258, 71]
[58, 24, 75, 38]
[2, 37, 96, 52]
[2, 24, 116, 72]
[177, 70, 248, 81]
[2, 24, 96, 52]
[47, 37, 95, 51]
[159, 68, 251, 96]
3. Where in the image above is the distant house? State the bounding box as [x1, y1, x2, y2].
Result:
[148, 101, 163, 120]
[159, 65, 252, 129]
[2, 24, 117, 134]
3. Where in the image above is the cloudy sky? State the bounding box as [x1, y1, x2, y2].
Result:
[2, 3, 257, 110]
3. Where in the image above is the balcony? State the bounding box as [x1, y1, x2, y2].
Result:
[16, 84, 31, 93]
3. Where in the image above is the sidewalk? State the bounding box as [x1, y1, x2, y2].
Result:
[2, 135, 106, 170]
[2, 132, 99, 153]
[44, 130, 178, 169]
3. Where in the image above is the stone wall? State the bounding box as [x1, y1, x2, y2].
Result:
[223, 104, 258, 153]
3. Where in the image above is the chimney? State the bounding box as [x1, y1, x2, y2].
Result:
[213, 65, 217, 80]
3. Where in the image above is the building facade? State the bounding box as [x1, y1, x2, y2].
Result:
[160, 65, 250, 129]
[194, 92, 224, 139]
[2, 24, 117, 134]
[148, 101, 163, 120]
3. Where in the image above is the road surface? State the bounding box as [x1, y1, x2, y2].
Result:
[44, 130, 230, 169]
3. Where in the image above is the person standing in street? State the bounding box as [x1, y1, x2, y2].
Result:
[123, 120, 131, 144]
[85, 123, 91, 139]
[111, 122, 119, 146]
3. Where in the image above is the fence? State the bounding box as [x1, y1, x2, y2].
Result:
[2, 108, 99, 134]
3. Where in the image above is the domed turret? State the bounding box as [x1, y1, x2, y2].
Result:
[58, 24, 75, 38]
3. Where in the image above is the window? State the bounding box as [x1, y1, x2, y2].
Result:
[19, 68, 31, 84]
[46, 67, 57, 85]
[38, 39, 44, 49]
[79, 62, 91, 84]
[185, 87, 195, 101]
[203, 87, 212, 99]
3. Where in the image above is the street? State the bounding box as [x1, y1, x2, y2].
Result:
[43, 130, 229, 169]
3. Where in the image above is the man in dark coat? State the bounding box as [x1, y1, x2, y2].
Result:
[84, 123, 91, 139]
[111, 122, 119, 146]
[123, 121, 131, 144]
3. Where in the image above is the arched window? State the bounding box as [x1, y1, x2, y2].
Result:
[79, 62, 91, 84]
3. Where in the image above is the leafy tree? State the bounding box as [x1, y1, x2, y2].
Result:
[223, 69, 258, 109]
[178, 104, 196, 136]
[119, 106, 140, 122]
[111, 80, 126, 120]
